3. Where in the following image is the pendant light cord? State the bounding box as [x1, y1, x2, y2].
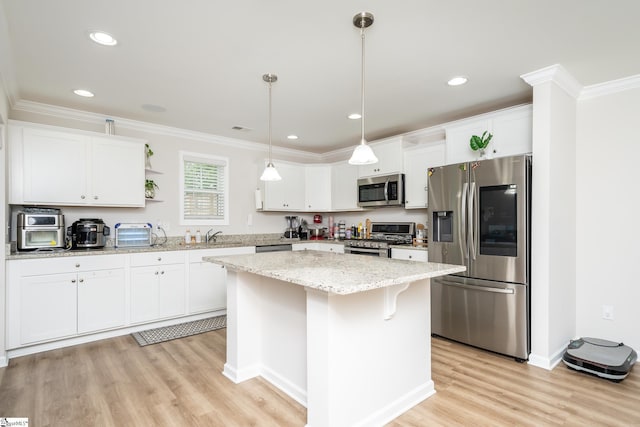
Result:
[268, 81, 273, 163]
[360, 27, 366, 145]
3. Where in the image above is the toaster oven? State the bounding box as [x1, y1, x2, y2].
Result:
[114, 223, 153, 248]
[17, 210, 66, 250]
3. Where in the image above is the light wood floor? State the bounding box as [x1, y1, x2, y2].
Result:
[1, 330, 638, 426]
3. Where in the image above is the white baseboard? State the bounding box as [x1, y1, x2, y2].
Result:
[6, 310, 224, 360]
[528, 345, 565, 370]
[0, 353, 8, 368]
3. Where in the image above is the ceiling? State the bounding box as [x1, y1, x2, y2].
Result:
[1, 1, 639, 154]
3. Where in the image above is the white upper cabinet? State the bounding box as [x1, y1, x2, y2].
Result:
[262, 161, 306, 211]
[357, 137, 404, 178]
[331, 161, 361, 211]
[91, 136, 145, 206]
[8, 121, 146, 207]
[305, 165, 332, 211]
[444, 105, 532, 164]
[403, 142, 446, 209]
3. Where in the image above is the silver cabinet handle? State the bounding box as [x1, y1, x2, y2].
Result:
[160, 271, 165, 275]
[75, 263, 80, 268]
[71, 279, 76, 283]
[439, 279, 514, 294]
[157, 257, 162, 261]
[79, 278, 84, 283]
[94, 195, 98, 200]
[81, 195, 86, 199]
[155, 271, 159, 275]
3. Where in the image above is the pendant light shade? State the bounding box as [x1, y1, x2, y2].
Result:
[260, 73, 282, 181]
[348, 12, 378, 166]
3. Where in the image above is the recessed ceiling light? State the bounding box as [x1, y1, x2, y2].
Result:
[89, 31, 118, 46]
[348, 113, 362, 120]
[141, 104, 167, 113]
[73, 89, 94, 97]
[447, 76, 468, 86]
[287, 135, 299, 140]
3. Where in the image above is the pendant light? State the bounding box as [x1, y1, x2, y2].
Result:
[260, 73, 282, 181]
[348, 12, 378, 165]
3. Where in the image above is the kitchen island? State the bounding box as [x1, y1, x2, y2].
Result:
[205, 250, 465, 427]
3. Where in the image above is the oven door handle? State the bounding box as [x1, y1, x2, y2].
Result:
[438, 279, 515, 294]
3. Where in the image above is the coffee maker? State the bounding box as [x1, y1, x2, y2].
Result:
[284, 215, 299, 239]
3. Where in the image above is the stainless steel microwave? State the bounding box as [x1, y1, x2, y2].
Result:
[357, 173, 405, 207]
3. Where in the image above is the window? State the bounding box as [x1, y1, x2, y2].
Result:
[179, 151, 229, 226]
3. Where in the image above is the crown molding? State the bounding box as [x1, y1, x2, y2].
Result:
[520, 64, 582, 99]
[579, 74, 640, 100]
[11, 99, 319, 161]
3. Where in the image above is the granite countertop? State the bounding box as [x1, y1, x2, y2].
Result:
[205, 250, 463, 295]
[6, 234, 427, 260]
[4, 235, 352, 260]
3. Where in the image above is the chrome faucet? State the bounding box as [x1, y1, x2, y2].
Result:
[206, 229, 222, 244]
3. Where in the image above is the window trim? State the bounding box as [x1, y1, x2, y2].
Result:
[179, 151, 229, 226]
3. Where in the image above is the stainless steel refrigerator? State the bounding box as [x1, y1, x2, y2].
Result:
[428, 154, 531, 360]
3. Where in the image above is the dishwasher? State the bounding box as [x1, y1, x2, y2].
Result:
[255, 243, 293, 253]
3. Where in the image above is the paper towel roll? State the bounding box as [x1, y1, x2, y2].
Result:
[255, 188, 262, 210]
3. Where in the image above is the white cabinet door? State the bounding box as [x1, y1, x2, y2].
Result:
[19, 273, 78, 345]
[158, 263, 186, 319]
[403, 143, 446, 209]
[91, 137, 145, 206]
[490, 106, 532, 158]
[187, 246, 254, 313]
[391, 248, 428, 262]
[130, 266, 160, 324]
[358, 137, 404, 177]
[21, 127, 90, 204]
[189, 261, 227, 313]
[445, 119, 491, 165]
[331, 161, 360, 210]
[263, 162, 306, 210]
[77, 268, 126, 334]
[305, 165, 331, 211]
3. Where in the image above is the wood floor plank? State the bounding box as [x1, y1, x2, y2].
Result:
[1, 330, 638, 426]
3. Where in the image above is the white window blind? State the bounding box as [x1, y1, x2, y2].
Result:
[180, 152, 229, 225]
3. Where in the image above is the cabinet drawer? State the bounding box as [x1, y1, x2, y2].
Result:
[11, 254, 126, 276]
[391, 248, 428, 262]
[130, 251, 186, 266]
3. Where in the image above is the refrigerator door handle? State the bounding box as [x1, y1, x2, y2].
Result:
[439, 279, 515, 294]
[461, 182, 468, 258]
[469, 181, 477, 260]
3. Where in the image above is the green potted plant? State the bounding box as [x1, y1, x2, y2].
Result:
[145, 143, 154, 169]
[145, 179, 158, 199]
[470, 131, 493, 158]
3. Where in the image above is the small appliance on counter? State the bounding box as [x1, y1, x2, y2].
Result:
[284, 215, 299, 239]
[16, 207, 66, 251]
[67, 218, 110, 249]
[114, 223, 153, 248]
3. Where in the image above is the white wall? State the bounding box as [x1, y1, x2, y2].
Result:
[7, 108, 429, 240]
[576, 86, 640, 353]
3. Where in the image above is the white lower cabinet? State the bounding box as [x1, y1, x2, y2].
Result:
[7, 254, 126, 348]
[391, 247, 428, 262]
[130, 251, 186, 324]
[188, 247, 255, 314]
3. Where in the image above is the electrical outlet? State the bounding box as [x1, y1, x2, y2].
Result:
[156, 221, 170, 232]
[602, 305, 614, 320]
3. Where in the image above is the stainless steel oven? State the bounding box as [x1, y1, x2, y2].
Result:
[343, 222, 415, 257]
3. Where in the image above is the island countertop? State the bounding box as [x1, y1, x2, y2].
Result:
[204, 250, 465, 295]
